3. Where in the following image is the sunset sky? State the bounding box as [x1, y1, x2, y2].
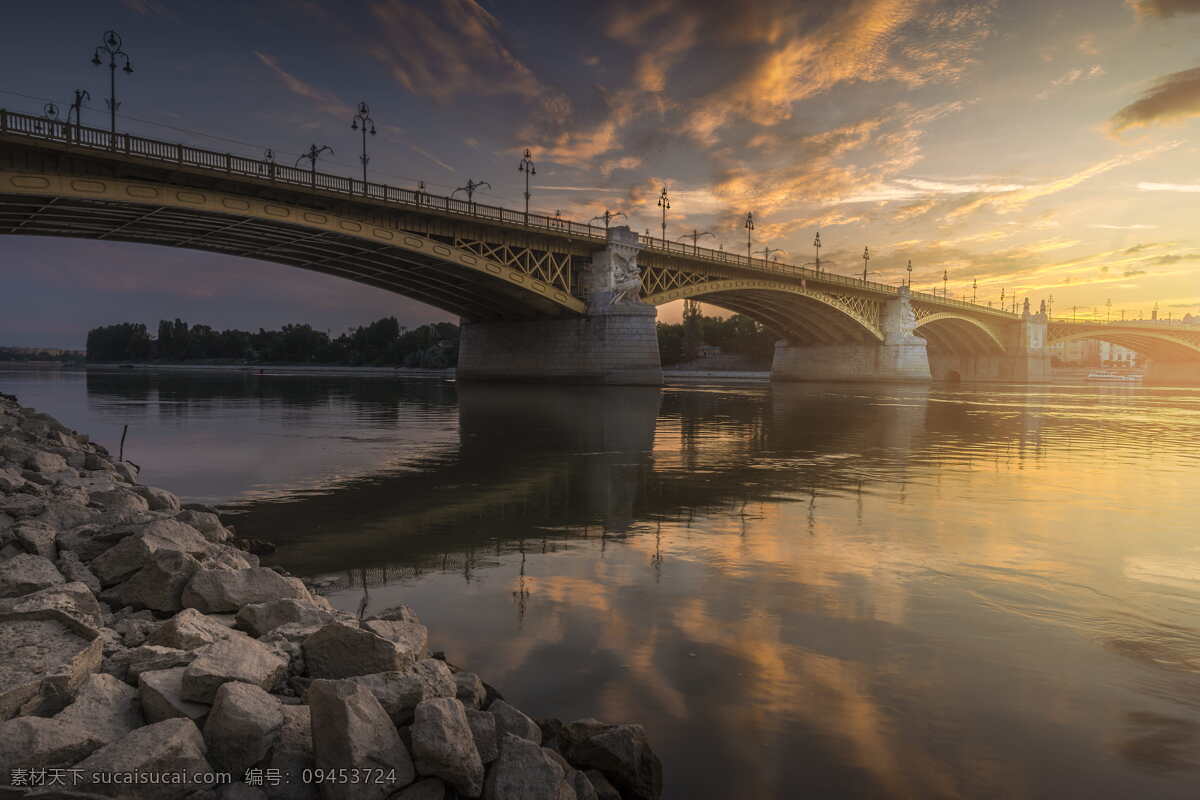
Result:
[2, 0, 1199, 347]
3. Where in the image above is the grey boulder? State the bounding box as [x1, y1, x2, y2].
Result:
[139, 667, 209, 726]
[467, 708, 499, 764]
[0, 715, 106, 771]
[74, 717, 216, 800]
[150, 607, 250, 650]
[361, 619, 428, 658]
[558, 719, 662, 800]
[264, 704, 318, 800]
[482, 734, 576, 800]
[103, 549, 201, 613]
[0, 552, 65, 597]
[489, 699, 543, 745]
[455, 671, 486, 709]
[307, 679, 416, 800]
[302, 622, 419, 679]
[0, 581, 103, 626]
[182, 637, 288, 703]
[55, 672, 143, 745]
[182, 567, 312, 614]
[204, 681, 284, 776]
[90, 518, 213, 586]
[411, 697, 484, 797]
[236, 598, 339, 637]
[0, 609, 102, 720]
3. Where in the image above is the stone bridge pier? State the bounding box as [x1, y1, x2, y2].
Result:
[771, 287, 932, 383]
[456, 226, 663, 385]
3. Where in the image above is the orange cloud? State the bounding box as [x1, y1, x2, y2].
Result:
[1108, 66, 1200, 134]
[254, 51, 351, 116]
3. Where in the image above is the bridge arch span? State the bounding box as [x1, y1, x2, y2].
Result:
[1046, 329, 1200, 362]
[914, 312, 1007, 355]
[643, 279, 885, 345]
[0, 171, 586, 320]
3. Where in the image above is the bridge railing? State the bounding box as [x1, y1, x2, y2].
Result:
[0, 107, 1018, 317]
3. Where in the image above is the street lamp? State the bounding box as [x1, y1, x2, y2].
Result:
[296, 144, 333, 188]
[657, 186, 670, 242]
[862, 246, 870, 282]
[679, 229, 713, 255]
[744, 212, 754, 260]
[452, 179, 492, 205]
[518, 148, 536, 223]
[66, 89, 90, 132]
[91, 30, 133, 140]
[590, 210, 626, 230]
[813, 232, 822, 273]
[906, 259, 912, 287]
[943, 269, 948, 299]
[1106, 298, 1112, 323]
[972, 278, 977, 304]
[756, 246, 783, 266]
[350, 101, 376, 190]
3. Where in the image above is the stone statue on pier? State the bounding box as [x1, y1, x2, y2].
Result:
[1023, 297, 1031, 317]
[584, 226, 645, 308]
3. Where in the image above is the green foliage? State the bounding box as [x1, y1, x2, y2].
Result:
[85, 317, 459, 367]
[657, 311, 775, 366]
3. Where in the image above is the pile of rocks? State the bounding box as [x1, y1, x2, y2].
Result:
[0, 392, 662, 800]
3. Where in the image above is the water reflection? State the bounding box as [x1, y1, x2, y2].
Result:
[2, 367, 1199, 798]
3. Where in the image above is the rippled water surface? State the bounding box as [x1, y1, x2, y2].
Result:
[4, 366, 1200, 799]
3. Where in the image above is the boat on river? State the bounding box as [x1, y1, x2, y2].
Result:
[1086, 370, 1142, 382]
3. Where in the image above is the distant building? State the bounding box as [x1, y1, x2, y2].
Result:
[697, 344, 722, 358]
[1047, 338, 1139, 367]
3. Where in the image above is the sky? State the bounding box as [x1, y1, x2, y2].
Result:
[1, 0, 1199, 348]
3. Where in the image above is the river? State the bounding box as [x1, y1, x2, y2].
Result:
[3, 366, 1199, 799]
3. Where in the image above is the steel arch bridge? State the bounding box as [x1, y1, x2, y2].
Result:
[2, 108, 1195, 383]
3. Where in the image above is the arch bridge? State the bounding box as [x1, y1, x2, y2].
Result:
[2, 109, 1192, 384]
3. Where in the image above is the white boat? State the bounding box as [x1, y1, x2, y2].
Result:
[1086, 370, 1142, 382]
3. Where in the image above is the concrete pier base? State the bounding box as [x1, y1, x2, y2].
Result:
[771, 340, 932, 382]
[928, 352, 1052, 382]
[1144, 360, 1200, 386]
[456, 304, 663, 385]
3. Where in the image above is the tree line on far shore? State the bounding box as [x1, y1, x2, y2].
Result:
[83, 308, 776, 368]
[85, 318, 460, 368]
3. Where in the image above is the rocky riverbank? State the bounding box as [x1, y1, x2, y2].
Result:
[0, 392, 662, 800]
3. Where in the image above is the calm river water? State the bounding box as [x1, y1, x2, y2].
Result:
[3, 366, 1200, 799]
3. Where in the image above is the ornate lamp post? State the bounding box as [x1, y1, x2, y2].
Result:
[813, 232, 822, 273]
[744, 212, 754, 260]
[679, 229, 713, 255]
[453, 179, 492, 206]
[756, 246, 783, 266]
[66, 89, 90, 132]
[518, 148, 536, 224]
[657, 186, 670, 242]
[350, 101, 376, 190]
[862, 246, 870, 282]
[590, 209, 626, 230]
[906, 259, 912, 287]
[91, 30, 133, 139]
[296, 144, 333, 188]
[972, 278, 977, 304]
[943, 269, 949, 299]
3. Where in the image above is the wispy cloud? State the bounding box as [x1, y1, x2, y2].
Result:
[1109, 66, 1200, 133]
[410, 145, 455, 172]
[1035, 64, 1104, 100]
[1089, 223, 1159, 229]
[1138, 181, 1200, 192]
[254, 51, 351, 116]
[942, 142, 1180, 219]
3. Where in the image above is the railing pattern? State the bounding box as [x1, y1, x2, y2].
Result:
[0, 107, 1015, 317]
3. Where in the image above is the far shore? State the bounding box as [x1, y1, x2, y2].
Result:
[2, 361, 1148, 387]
